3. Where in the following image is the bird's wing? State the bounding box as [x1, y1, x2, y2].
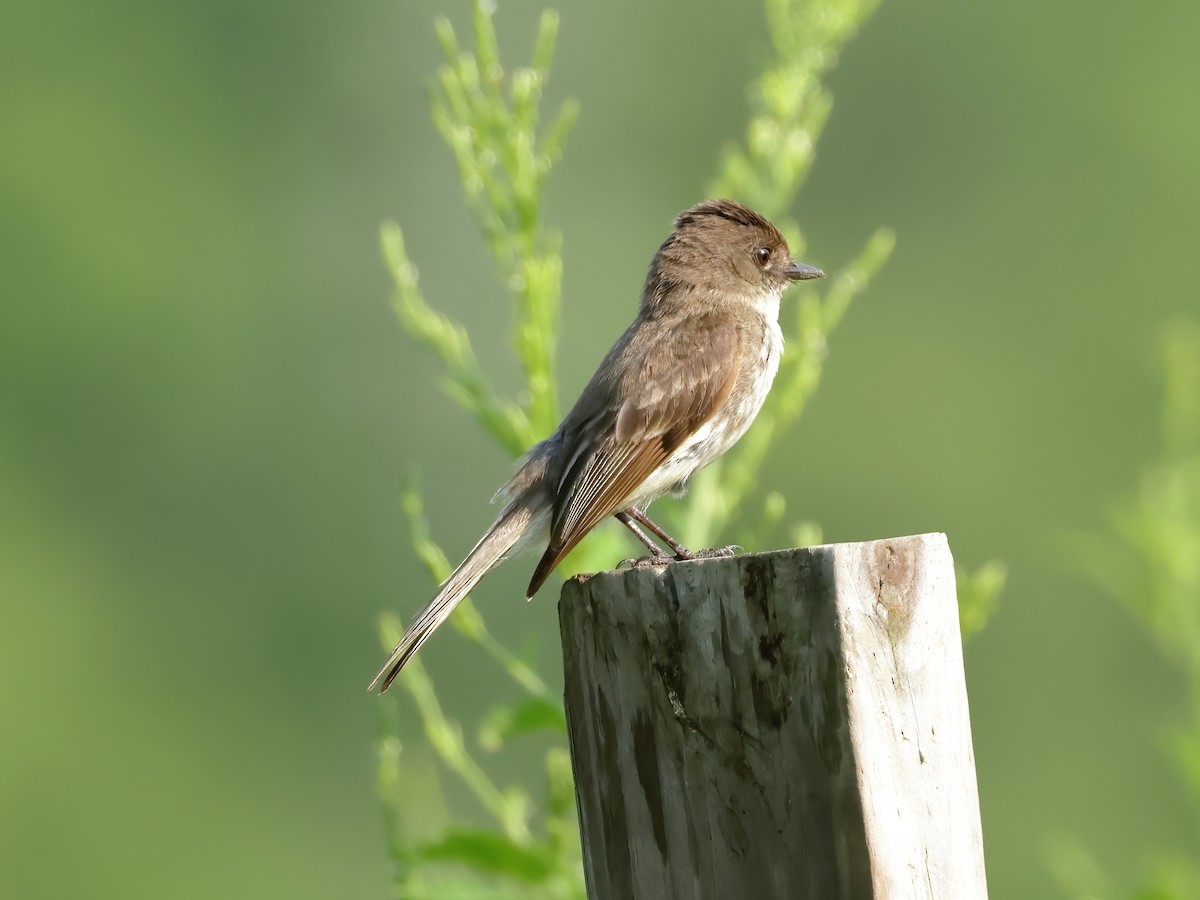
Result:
[526, 313, 740, 595]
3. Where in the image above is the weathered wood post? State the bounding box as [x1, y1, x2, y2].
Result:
[559, 533, 986, 899]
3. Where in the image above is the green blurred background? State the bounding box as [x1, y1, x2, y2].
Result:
[3, 0, 1198, 896]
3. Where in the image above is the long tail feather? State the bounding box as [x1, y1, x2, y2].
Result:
[369, 500, 536, 693]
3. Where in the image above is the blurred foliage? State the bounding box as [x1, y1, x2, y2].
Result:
[1053, 321, 1200, 899]
[958, 559, 1007, 639]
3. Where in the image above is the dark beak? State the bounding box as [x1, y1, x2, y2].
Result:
[784, 261, 826, 281]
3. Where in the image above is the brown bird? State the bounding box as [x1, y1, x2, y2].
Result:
[371, 199, 824, 692]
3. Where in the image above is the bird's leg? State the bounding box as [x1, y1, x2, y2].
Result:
[624, 506, 690, 556]
[625, 507, 740, 561]
[614, 511, 672, 568]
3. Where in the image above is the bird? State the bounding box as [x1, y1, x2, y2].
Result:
[371, 199, 824, 692]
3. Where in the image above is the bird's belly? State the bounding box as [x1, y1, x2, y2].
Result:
[630, 319, 782, 507]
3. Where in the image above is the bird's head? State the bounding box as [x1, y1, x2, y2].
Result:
[642, 199, 824, 314]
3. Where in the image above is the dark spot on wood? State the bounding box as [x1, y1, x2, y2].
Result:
[870, 540, 919, 632]
[719, 602, 733, 673]
[740, 555, 773, 620]
[758, 631, 784, 665]
[650, 570, 705, 732]
[816, 648, 848, 772]
[738, 555, 803, 731]
[750, 670, 786, 730]
[595, 689, 635, 896]
[632, 711, 668, 858]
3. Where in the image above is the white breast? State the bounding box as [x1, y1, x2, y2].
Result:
[630, 311, 783, 507]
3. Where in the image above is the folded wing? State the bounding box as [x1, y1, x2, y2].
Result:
[526, 312, 740, 595]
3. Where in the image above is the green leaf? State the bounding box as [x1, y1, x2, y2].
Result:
[416, 829, 554, 883]
[479, 697, 567, 751]
[957, 560, 1006, 639]
[544, 747, 575, 820]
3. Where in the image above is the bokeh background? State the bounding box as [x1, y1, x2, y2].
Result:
[3, 0, 1198, 897]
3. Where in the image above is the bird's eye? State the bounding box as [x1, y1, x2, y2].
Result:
[753, 247, 771, 266]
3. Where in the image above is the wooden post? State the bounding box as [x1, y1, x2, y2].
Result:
[559, 533, 987, 900]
